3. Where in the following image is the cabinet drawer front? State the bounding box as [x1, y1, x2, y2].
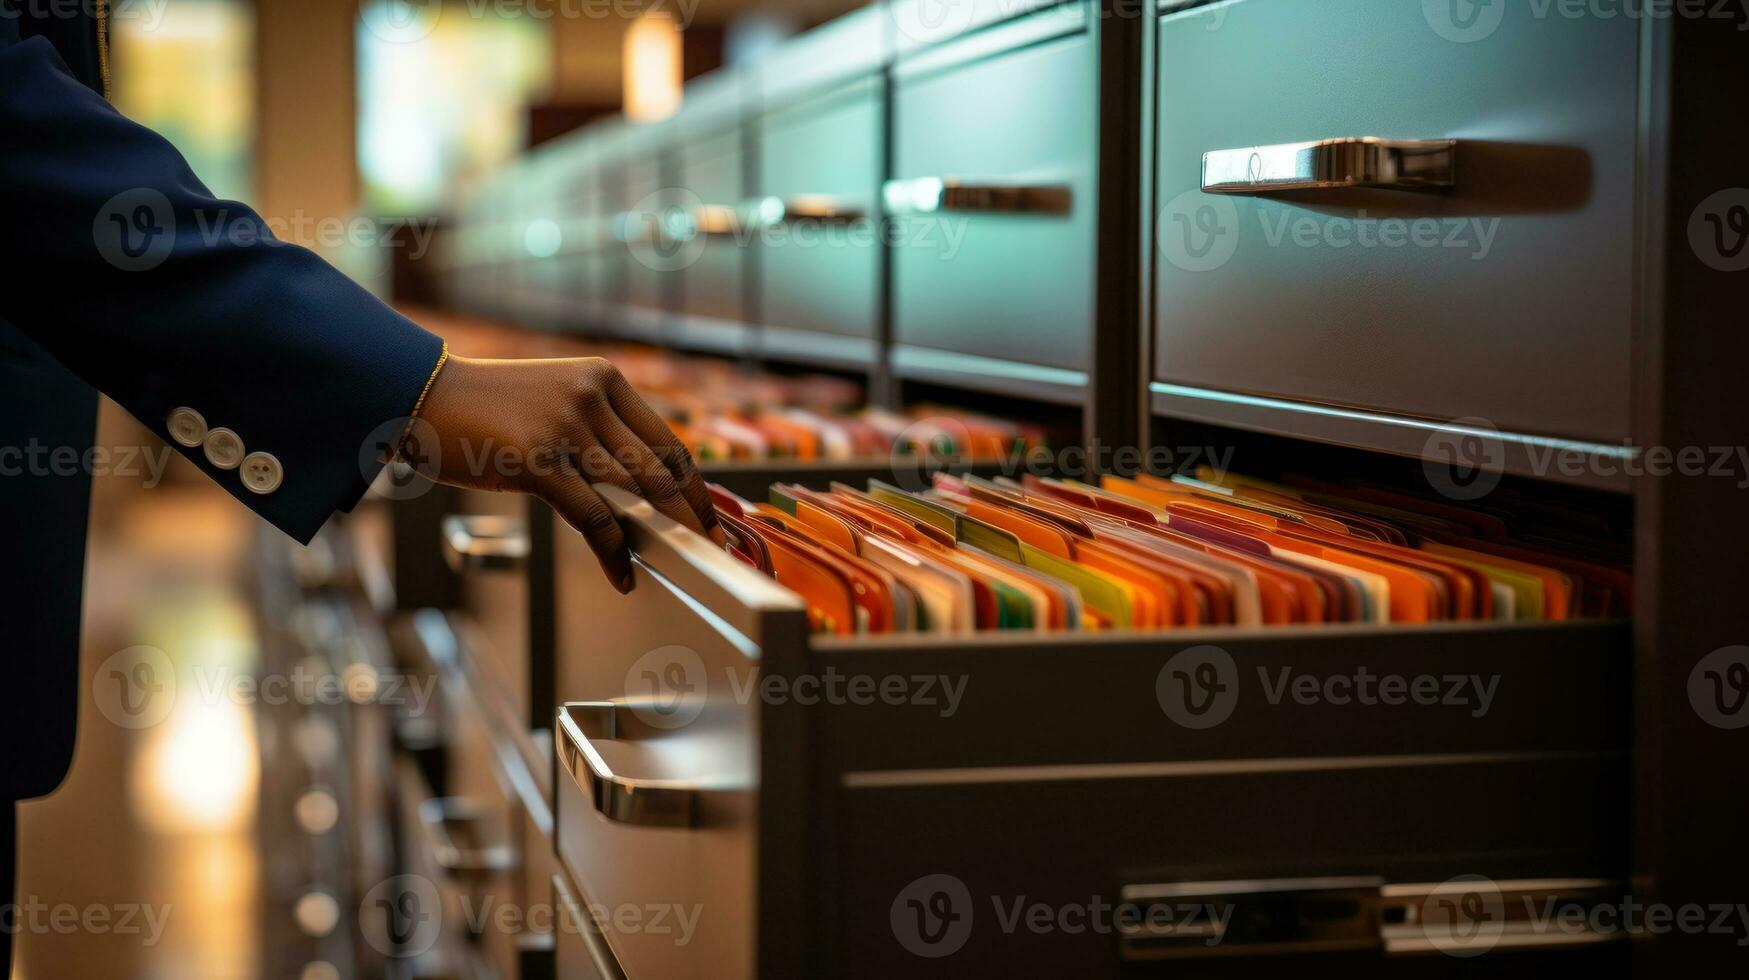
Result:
[612, 158, 674, 336]
[1153, 0, 1637, 443]
[890, 7, 1098, 382]
[675, 129, 748, 335]
[837, 756, 1628, 977]
[755, 81, 884, 364]
[554, 871, 623, 980]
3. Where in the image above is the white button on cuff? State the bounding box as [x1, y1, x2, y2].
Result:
[167, 407, 208, 448]
[204, 427, 245, 470]
[241, 452, 284, 495]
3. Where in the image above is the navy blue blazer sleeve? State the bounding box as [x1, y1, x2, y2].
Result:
[0, 34, 446, 544]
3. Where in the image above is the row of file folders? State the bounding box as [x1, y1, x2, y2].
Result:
[707, 468, 1631, 633]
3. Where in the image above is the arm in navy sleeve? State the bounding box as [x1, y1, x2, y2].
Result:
[0, 33, 445, 543]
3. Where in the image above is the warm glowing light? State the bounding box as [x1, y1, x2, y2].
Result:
[624, 12, 682, 122]
[133, 694, 259, 833]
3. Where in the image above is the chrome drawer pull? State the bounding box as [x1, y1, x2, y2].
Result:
[441, 514, 529, 572]
[748, 195, 867, 227]
[416, 797, 515, 875]
[1201, 138, 1457, 194]
[687, 203, 742, 238]
[1119, 876, 1627, 960]
[883, 177, 1073, 215]
[558, 701, 700, 828]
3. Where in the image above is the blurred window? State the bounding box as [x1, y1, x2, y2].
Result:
[109, 0, 256, 202]
[357, 0, 553, 216]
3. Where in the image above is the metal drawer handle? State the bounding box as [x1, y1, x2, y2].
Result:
[687, 203, 743, 238]
[557, 701, 700, 828]
[883, 177, 1073, 215]
[416, 797, 515, 875]
[441, 514, 529, 572]
[1202, 138, 1457, 194]
[748, 195, 867, 227]
[1119, 876, 1627, 961]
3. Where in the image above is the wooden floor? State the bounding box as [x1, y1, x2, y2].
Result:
[13, 405, 265, 980]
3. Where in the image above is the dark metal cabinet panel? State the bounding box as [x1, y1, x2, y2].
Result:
[755, 81, 885, 362]
[891, 13, 1099, 381]
[1153, 0, 1637, 444]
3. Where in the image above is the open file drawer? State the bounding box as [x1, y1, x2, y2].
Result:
[551, 487, 1631, 979]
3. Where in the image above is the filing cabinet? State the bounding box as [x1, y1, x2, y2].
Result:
[549, 487, 1632, 978]
[751, 6, 889, 368]
[396, 608, 557, 980]
[887, 0, 1099, 400]
[1150, 0, 1638, 447]
[669, 70, 755, 356]
[322, 0, 1744, 974]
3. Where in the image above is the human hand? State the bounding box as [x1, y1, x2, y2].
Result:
[414, 354, 725, 591]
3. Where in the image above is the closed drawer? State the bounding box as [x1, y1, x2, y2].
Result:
[557, 166, 605, 330]
[888, 3, 1098, 392]
[1152, 0, 1637, 444]
[393, 756, 514, 977]
[553, 486, 1631, 977]
[609, 151, 675, 340]
[672, 127, 750, 351]
[754, 79, 884, 366]
[838, 759, 1628, 977]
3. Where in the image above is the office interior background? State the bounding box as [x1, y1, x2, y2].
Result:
[8, 0, 1746, 977]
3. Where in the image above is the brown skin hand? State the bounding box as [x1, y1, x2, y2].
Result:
[415, 355, 726, 592]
